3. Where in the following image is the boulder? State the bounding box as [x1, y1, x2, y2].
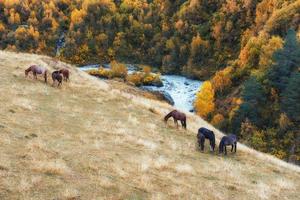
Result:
[140, 87, 174, 105]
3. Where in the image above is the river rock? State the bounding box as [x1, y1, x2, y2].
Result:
[140, 87, 174, 105]
[161, 91, 175, 105]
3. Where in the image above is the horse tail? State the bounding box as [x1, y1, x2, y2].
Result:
[164, 111, 173, 121]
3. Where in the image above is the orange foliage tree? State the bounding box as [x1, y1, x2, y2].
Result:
[211, 66, 232, 93]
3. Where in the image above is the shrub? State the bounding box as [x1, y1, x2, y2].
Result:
[110, 60, 127, 78]
[87, 67, 112, 78]
[142, 65, 151, 74]
[211, 113, 224, 127]
[126, 72, 143, 86]
[143, 73, 162, 86]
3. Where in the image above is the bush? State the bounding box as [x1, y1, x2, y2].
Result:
[142, 65, 151, 74]
[87, 67, 112, 78]
[211, 113, 224, 127]
[143, 73, 162, 86]
[126, 72, 163, 87]
[126, 72, 143, 86]
[110, 60, 127, 78]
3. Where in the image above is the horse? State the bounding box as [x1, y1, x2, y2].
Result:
[59, 68, 70, 81]
[164, 110, 186, 129]
[25, 65, 48, 83]
[219, 134, 237, 155]
[52, 71, 63, 87]
[197, 127, 215, 152]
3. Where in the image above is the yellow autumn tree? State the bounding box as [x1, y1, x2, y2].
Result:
[259, 36, 283, 70]
[8, 9, 21, 25]
[70, 8, 86, 29]
[194, 81, 215, 118]
[211, 66, 232, 93]
[0, 23, 5, 32]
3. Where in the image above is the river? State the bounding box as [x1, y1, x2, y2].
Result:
[79, 65, 203, 112]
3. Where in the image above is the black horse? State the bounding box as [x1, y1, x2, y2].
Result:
[52, 71, 62, 87]
[197, 127, 215, 152]
[219, 134, 237, 155]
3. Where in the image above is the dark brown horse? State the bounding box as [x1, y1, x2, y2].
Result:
[59, 68, 70, 81]
[25, 65, 48, 83]
[52, 71, 62, 87]
[164, 110, 186, 129]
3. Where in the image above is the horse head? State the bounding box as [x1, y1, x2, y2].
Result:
[25, 67, 31, 76]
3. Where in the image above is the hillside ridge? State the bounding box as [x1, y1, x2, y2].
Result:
[0, 51, 299, 200]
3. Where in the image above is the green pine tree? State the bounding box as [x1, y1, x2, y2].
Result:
[281, 72, 300, 122]
[267, 29, 300, 93]
[232, 76, 265, 135]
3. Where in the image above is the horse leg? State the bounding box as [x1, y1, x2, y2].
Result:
[234, 142, 237, 153]
[173, 118, 178, 129]
[224, 146, 227, 155]
[200, 138, 204, 151]
[44, 73, 47, 83]
[33, 72, 37, 79]
[231, 145, 234, 152]
[209, 141, 213, 152]
[180, 120, 185, 129]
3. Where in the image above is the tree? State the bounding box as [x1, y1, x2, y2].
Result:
[211, 66, 232, 93]
[188, 34, 209, 68]
[267, 29, 300, 93]
[259, 36, 283, 71]
[281, 72, 300, 122]
[194, 81, 215, 118]
[231, 76, 265, 134]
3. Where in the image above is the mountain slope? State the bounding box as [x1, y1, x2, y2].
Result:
[0, 51, 299, 200]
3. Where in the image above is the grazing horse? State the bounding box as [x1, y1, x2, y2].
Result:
[59, 68, 70, 81]
[52, 71, 63, 87]
[197, 127, 215, 152]
[164, 110, 186, 129]
[25, 65, 48, 83]
[219, 134, 237, 155]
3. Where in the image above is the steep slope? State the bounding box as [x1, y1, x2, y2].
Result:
[0, 51, 299, 200]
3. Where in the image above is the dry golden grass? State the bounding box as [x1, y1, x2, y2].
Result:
[0, 50, 299, 200]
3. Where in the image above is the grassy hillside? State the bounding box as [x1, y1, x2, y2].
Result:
[0, 51, 299, 200]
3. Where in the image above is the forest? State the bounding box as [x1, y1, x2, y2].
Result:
[0, 0, 299, 164]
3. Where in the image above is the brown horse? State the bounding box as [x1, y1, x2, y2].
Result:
[25, 65, 48, 83]
[164, 110, 187, 129]
[59, 68, 70, 81]
[52, 71, 63, 87]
